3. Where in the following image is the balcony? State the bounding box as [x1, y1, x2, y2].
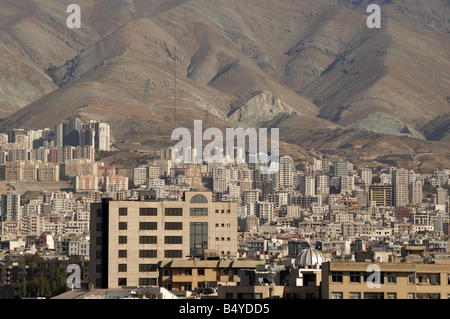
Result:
[171, 274, 194, 283]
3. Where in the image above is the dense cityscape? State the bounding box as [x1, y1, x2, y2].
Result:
[0, 116, 448, 300]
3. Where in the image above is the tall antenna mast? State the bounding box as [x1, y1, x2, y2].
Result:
[144, 79, 150, 105]
[205, 102, 209, 128]
[173, 47, 177, 129]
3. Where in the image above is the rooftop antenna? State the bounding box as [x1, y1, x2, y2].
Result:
[144, 79, 150, 105]
[173, 47, 177, 130]
[205, 102, 209, 128]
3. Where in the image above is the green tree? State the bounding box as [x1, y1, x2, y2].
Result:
[20, 278, 27, 298]
[13, 279, 21, 298]
[38, 273, 51, 298]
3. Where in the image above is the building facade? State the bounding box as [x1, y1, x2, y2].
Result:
[90, 191, 238, 289]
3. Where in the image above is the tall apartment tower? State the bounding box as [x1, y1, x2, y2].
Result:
[1, 193, 21, 222]
[369, 184, 392, 207]
[392, 168, 409, 207]
[96, 122, 110, 151]
[316, 173, 330, 196]
[360, 168, 372, 187]
[436, 188, 448, 205]
[90, 191, 238, 289]
[300, 175, 315, 196]
[333, 160, 349, 178]
[279, 155, 294, 189]
[62, 116, 82, 147]
[408, 181, 423, 205]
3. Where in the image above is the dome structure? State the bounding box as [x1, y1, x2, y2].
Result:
[294, 247, 325, 267]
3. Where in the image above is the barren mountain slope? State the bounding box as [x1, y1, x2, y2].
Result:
[0, 0, 448, 171]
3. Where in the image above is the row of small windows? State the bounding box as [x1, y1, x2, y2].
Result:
[118, 278, 157, 286]
[118, 222, 183, 230]
[331, 272, 443, 285]
[97, 264, 158, 273]
[118, 250, 182, 258]
[118, 207, 212, 216]
[118, 236, 183, 244]
[330, 292, 442, 300]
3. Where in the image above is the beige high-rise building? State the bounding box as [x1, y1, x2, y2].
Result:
[90, 191, 238, 289]
[316, 173, 330, 196]
[408, 181, 423, 204]
[360, 168, 372, 187]
[392, 168, 409, 207]
[369, 184, 392, 207]
[279, 155, 294, 189]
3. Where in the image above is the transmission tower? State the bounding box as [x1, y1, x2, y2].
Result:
[173, 47, 177, 129]
[144, 79, 150, 104]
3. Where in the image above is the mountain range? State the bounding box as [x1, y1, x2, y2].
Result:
[0, 0, 449, 172]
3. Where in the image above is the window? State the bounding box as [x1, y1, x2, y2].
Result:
[140, 222, 157, 230]
[408, 273, 415, 284]
[226, 293, 234, 299]
[165, 250, 182, 258]
[185, 269, 192, 276]
[140, 207, 157, 216]
[190, 208, 208, 216]
[165, 236, 182, 244]
[140, 236, 157, 244]
[408, 293, 415, 299]
[139, 250, 157, 258]
[165, 208, 183, 216]
[139, 264, 157, 272]
[331, 272, 343, 283]
[119, 222, 127, 230]
[190, 223, 208, 256]
[349, 272, 361, 283]
[429, 273, 440, 285]
[96, 237, 102, 245]
[386, 293, 397, 299]
[165, 222, 182, 230]
[191, 194, 207, 203]
[96, 223, 102, 231]
[96, 209, 102, 217]
[118, 250, 127, 258]
[198, 269, 205, 276]
[96, 264, 102, 273]
[417, 273, 427, 284]
[118, 264, 127, 272]
[118, 236, 127, 244]
[418, 293, 440, 299]
[119, 208, 127, 216]
[364, 293, 384, 300]
[363, 271, 384, 284]
[448, 274, 450, 285]
[331, 292, 343, 299]
[238, 293, 262, 299]
[349, 292, 361, 299]
[118, 278, 127, 286]
[139, 278, 156, 286]
[387, 272, 396, 284]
